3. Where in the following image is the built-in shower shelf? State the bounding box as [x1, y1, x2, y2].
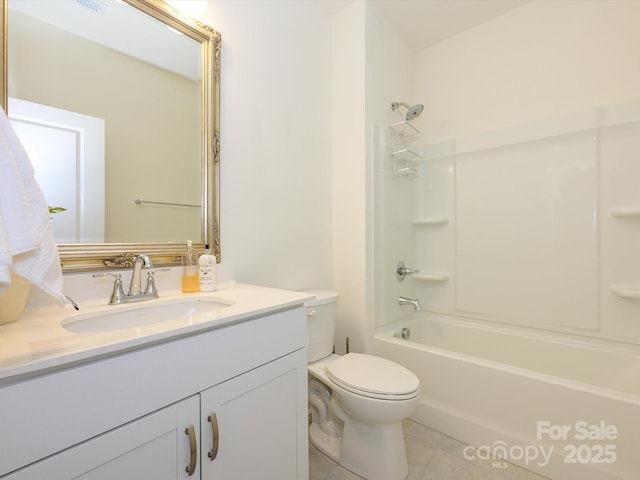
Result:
[390, 121, 420, 138]
[609, 206, 640, 218]
[412, 273, 449, 282]
[392, 148, 422, 163]
[610, 285, 640, 299]
[411, 217, 449, 226]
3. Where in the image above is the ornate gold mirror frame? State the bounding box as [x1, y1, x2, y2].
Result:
[0, 0, 220, 271]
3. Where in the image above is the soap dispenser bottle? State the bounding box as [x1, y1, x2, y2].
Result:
[181, 240, 199, 293]
[198, 244, 216, 292]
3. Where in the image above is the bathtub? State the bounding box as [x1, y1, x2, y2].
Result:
[373, 315, 640, 480]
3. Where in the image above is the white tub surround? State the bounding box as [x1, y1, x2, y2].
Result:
[384, 98, 640, 345]
[374, 315, 640, 480]
[0, 283, 312, 479]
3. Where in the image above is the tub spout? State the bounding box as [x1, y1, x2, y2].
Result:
[398, 296, 422, 311]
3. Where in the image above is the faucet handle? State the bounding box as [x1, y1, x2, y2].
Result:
[144, 268, 170, 297]
[147, 268, 171, 275]
[93, 272, 126, 305]
[396, 260, 420, 282]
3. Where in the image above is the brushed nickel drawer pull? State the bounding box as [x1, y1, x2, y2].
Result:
[207, 413, 219, 460]
[185, 425, 197, 476]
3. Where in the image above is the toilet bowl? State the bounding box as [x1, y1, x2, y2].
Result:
[304, 291, 420, 480]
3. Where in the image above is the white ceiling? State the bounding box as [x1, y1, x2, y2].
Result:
[326, 0, 530, 52]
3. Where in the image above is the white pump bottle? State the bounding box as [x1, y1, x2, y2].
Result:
[198, 244, 216, 292]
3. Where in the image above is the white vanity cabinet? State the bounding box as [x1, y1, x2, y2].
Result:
[0, 306, 308, 480]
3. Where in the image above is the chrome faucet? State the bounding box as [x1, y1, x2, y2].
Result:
[398, 296, 422, 311]
[129, 254, 153, 296]
[93, 254, 169, 305]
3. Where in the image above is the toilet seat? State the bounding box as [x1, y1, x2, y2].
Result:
[325, 353, 420, 401]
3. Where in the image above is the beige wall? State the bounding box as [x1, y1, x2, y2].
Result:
[10, 12, 201, 243]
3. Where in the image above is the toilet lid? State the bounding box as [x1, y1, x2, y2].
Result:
[325, 353, 419, 400]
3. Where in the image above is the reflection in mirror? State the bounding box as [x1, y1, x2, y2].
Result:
[9, 0, 202, 243]
[0, 0, 221, 270]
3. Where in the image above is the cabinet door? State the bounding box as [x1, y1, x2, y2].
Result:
[200, 351, 308, 480]
[4, 396, 200, 480]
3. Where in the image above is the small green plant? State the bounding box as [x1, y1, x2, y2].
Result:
[48, 206, 67, 216]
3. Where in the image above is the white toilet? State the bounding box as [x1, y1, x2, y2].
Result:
[305, 290, 420, 480]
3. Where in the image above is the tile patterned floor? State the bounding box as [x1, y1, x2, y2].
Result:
[309, 420, 550, 480]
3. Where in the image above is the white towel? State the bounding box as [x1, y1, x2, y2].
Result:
[0, 108, 64, 303]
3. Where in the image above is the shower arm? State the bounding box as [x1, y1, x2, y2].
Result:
[391, 102, 412, 111]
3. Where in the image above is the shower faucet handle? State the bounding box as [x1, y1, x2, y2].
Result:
[396, 260, 420, 282]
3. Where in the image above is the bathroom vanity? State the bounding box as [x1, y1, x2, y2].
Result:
[0, 284, 310, 479]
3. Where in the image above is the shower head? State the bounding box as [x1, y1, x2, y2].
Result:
[391, 101, 424, 121]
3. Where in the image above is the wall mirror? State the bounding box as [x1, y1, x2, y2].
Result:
[0, 0, 220, 271]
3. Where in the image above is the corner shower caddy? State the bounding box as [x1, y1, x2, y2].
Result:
[390, 120, 422, 177]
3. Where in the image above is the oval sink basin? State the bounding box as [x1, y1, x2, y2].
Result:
[62, 297, 233, 334]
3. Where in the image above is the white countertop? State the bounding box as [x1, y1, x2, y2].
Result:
[0, 283, 312, 385]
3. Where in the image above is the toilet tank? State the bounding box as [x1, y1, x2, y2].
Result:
[303, 290, 339, 362]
